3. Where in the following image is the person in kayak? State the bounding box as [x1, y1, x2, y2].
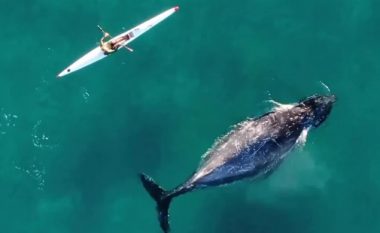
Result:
[100, 32, 132, 55]
[100, 32, 118, 54]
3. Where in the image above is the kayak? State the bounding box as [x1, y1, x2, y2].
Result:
[57, 6, 179, 78]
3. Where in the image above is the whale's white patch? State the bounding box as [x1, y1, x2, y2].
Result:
[267, 100, 295, 112]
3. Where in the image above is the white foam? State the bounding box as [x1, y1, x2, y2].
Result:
[32, 120, 58, 149]
[267, 100, 295, 112]
[81, 87, 90, 103]
[320, 81, 331, 93]
[0, 108, 18, 135]
[15, 162, 46, 191]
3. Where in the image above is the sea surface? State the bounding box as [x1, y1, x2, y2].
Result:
[1, 0, 380, 232]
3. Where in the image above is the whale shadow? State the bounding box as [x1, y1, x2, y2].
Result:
[198, 187, 323, 233]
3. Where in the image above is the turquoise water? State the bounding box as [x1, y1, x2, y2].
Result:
[1, 0, 380, 232]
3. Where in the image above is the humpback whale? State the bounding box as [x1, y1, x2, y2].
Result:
[140, 94, 335, 233]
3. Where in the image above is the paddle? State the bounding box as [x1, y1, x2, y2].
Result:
[97, 25, 134, 52]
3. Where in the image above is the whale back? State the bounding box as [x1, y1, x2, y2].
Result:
[190, 105, 308, 187]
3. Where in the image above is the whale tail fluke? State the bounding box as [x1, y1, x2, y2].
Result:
[140, 173, 172, 233]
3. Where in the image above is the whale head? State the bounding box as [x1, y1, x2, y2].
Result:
[300, 94, 336, 128]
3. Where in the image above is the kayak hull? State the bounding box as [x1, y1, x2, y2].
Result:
[58, 6, 179, 78]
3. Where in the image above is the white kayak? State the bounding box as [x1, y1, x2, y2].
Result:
[58, 6, 179, 78]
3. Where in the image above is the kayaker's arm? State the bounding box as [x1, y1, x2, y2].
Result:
[101, 32, 111, 44]
[100, 36, 106, 46]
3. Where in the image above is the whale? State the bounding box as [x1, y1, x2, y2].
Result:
[140, 94, 335, 233]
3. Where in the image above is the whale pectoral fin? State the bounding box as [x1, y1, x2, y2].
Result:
[295, 127, 310, 148]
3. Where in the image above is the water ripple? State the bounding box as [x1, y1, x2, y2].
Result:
[14, 161, 46, 191]
[0, 108, 18, 135]
[32, 120, 59, 149]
